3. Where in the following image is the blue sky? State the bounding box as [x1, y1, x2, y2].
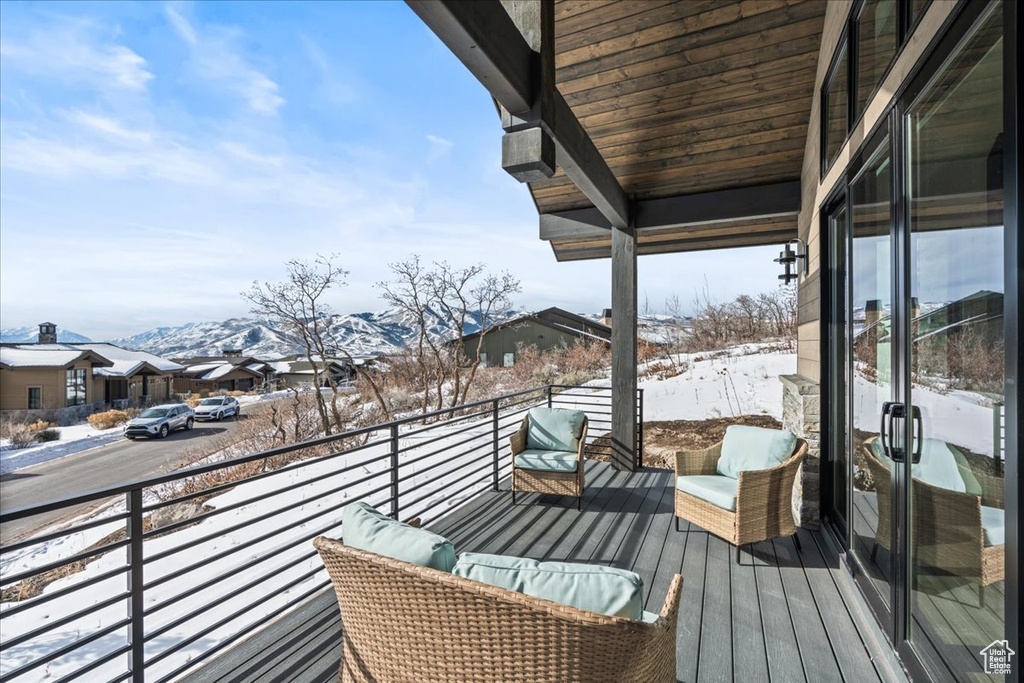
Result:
[0, 1, 781, 340]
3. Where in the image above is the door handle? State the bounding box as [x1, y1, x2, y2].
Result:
[911, 406, 923, 464]
[881, 402, 907, 462]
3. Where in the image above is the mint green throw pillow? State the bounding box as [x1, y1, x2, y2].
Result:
[342, 502, 456, 572]
[716, 425, 797, 479]
[453, 552, 643, 620]
[526, 407, 585, 453]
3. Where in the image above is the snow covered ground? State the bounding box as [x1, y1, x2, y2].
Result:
[0, 345, 798, 681]
[638, 344, 795, 421]
[0, 424, 125, 475]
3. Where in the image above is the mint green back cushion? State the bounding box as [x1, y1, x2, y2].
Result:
[526, 407, 586, 452]
[716, 425, 797, 479]
[453, 552, 643, 620]
[342, 502, 456, 572]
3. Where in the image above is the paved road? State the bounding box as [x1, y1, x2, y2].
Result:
[0, 416, 244, 543]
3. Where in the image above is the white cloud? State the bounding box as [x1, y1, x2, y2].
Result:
[425, 134, 454, 162]
[62, 110, 153, 143]
[0, 19, 153, 91]
[164, 5, 285, 114]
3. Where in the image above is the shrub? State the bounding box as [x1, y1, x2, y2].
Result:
[199, 389, 210, 398]
[88, 410, 131, 430]
[6, 424, 36, 449]
[27, 419, 55, 434]
[35, 428, 61, 442]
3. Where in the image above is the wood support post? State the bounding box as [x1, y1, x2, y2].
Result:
[610, 222, 637, 471]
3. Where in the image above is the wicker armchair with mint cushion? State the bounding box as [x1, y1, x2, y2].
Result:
[511, 407, 588, 509]
[861, 437, 1004, 605]
[314, 538, 681, 682]
[674, 425, 807, 562]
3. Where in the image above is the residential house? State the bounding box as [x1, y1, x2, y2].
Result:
[174, 352, 274, 394]
[459, 306, 610, 366]
[411, 2, 1021, 680]
[0, 324, 183, 420]
[269, 354, 360, 389]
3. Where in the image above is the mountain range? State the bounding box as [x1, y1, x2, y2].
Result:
[2, 308, 685, 360]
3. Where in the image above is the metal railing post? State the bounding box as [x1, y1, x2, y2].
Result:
[546, 385, 553, 408]
[127, 488, 145, 683]
[389, 424, 400, 519]
[492, 399, 500, 491]
[637, 388, 645, 469]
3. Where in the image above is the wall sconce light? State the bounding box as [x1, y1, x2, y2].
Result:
[774, 238, 808, 285]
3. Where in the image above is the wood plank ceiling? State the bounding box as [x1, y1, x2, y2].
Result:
[535, 0, 828, 260]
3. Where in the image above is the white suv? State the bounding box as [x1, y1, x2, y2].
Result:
[194, 396, 241, 421]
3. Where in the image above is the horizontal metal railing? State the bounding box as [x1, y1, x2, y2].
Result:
[0, 383, 642, 682]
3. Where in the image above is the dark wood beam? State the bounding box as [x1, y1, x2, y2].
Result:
[551, 227, 799, 261]
[408, 0, 630, 229]
[539, 180, 801, 240]
[405, 0, 535, 115]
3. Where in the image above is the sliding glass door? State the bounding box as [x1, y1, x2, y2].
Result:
[904, 4, 1005, 680]
[824, 3, 1010, 680]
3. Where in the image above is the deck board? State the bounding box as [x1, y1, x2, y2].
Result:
[182, 461, 903, 683]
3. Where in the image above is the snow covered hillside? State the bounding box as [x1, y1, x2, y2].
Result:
[0, 327, 91, 343]
[107, 309, 690, 359]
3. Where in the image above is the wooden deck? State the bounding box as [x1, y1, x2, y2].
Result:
[184, 462, 907, 683]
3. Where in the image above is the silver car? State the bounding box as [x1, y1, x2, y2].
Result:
[124, 404, 194, 439]
[194, 396, 241, 421]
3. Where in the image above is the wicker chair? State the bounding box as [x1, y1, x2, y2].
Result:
[314, 537, 681, 683]
[861, 437, 1004, 605]
[674, 437, 807, 563]
[510, 412, 588, 509]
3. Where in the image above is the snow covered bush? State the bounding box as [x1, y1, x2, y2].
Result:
[34, 427, 60, 442]
[5, 424, 35, 449]
[88, 410, 131, 430]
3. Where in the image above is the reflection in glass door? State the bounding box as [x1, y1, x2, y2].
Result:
[848, 135, 895, 610]
[905, 4, 1005, 680]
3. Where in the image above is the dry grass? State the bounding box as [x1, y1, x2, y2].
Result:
[88, 409, 131, 430]
[640, 415, 784, 470]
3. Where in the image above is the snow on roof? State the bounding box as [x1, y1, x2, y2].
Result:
[0, 346, 93, 368]
[76, 343, 184, 377]
[203, 364, 237, 380]
[246, 363, 266, 372]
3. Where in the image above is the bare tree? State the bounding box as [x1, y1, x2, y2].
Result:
[379, 257, 520, 414]
[243, 254, 388, 435]
[428, 263, 520, 406]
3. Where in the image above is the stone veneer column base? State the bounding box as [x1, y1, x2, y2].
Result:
[779, 374, 821, 530]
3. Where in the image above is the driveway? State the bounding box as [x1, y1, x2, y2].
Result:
[0, 416, 244, 543]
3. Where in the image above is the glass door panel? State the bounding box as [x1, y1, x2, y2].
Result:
[905, 4, 1005, 680]
[849, 136, 894, 609]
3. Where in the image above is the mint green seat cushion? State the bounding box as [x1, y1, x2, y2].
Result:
[526, 407, 585, 453]
[676, 475, 738, 512]
[981, 506, 1004, 547]
[514, 449, 578, 473]
[453, 552, 643, 620]
[641, 610, 660, 624]
[716, 425, 797, 479]
[342, 502, 456, 572]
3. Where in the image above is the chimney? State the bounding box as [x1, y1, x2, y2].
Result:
[601, 308, 612, 327]
[864, 300, 882, 327]
[38, 322, 57, 344]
